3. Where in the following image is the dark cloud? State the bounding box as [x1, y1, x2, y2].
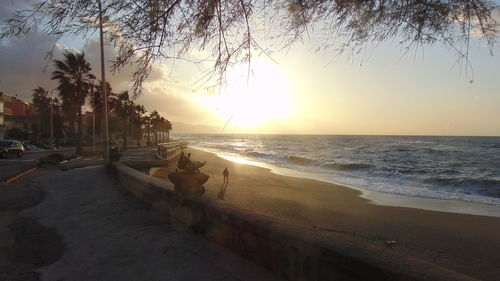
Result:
[80, 38, 137, 93]
[0, 32, 148, 99]
[0, 31, 66, 98]
[0, 1, 72, 97]
[1, 0, 218, 129]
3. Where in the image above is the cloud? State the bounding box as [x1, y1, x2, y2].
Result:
[1, 0, 221, 129]
[0, 31, 67, 97]
[0, 2, 74, 96]
[80, 38, 136, 93]
[79, 38, 221, 125]
[138, 90, 219, 125]
[0, 0, 31, 20]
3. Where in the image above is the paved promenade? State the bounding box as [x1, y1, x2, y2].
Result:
[1, 155, 283, 281]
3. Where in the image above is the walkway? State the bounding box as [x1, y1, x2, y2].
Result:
[6, 159, 283, 281]
[119, 146, 157, 162]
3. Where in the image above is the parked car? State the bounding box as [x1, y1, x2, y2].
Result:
[26, 144, 44, 151]
[36, 143, 51, 150]
[0, 140, 25, 158]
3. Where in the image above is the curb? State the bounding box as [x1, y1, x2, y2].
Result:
[25, 148, 75, 154]
[1, 167, 38, 185]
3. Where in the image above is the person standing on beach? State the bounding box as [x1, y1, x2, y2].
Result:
[223, 167, 229, 184]
[219, 168, 229, 199]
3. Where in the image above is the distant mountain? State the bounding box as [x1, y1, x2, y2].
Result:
[171, 122, 225, 134]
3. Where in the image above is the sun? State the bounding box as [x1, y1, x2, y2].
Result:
[201, 59, 292, 127]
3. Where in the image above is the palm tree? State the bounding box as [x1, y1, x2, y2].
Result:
[91, 80, 116, 145]
[144, 115, 152, 146]
[91, 81, 115, 114]
[157, 117, 172, 143]
[32, 87, 50, 142]
[149, 110, 160, 145]
[158, 117, 166, 143]
[32, 87, 50, 109]
[52, 51, 95, 154]
[116, 91, 135, 150]
[152, 116, 172, 143]
[132, 105, 146, 147]
[165, 119, 172, 142]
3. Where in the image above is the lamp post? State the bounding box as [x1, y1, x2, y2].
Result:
[92, 84, 96, 151]
[50, 88, 56, 148]
[98, 0, 110, 166]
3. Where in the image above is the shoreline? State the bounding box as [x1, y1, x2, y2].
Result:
[164, 147, 500, 280]
[192, 145, 500, 218]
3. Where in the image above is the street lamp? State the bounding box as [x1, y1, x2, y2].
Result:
[50, 88, 56, 148]
[92, 84, 96, 151]
[98, 0, 110, 166]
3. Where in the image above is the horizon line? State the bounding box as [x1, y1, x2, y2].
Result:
[170, 132, 500, 138]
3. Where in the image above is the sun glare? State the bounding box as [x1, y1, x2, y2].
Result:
[200, 59, 292, 127]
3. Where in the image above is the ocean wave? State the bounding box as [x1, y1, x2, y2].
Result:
[393, 168, 424, 175]
[180, 134, 500, 204]
[287, 155, 315, 165]
[241, 149, 275, 159]
[424, 177, 500, 198]
[425, 147, 464, 154]
[319, 162, 374, 171]
[241, 150, 317, 166]
[489, 143, 500, 148]
[198, 142, 249, 154]
[395, 167, 460, 176]
[434, 168, 461, 175]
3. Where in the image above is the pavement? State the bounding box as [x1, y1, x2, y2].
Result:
[0, 146, 149, 182]
[119, 146, 156, 161]
[0, 148, 75, 182]
[0, 156, 284, 281]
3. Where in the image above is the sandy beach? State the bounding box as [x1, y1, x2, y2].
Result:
[152, 147, 500, 281]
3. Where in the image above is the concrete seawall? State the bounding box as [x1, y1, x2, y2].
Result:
[112, 161, 477, 281]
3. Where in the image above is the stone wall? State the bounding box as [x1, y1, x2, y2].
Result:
[156, 142, 186, 161]
[112, 162, 477, 281]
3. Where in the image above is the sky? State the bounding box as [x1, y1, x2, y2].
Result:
[1, 1, 499, 136]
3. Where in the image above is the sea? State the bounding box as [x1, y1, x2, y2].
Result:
[173, 134, 500, 207]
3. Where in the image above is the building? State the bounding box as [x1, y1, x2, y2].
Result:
[0, 92, 31, 116]
[0, 92, 39, 140]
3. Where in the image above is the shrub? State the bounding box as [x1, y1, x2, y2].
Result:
[38, 153, 67, 166]
[80, 150, 103, 157]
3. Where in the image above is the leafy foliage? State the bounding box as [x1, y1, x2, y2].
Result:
[32, 87, 64, 140]
[6, 128, 28, 140]
[2, 0, 498, 95]
[51, 51, 96, 153]
[37, 153, 67, 166]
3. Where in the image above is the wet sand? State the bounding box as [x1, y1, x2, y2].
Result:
[153, 147, 500, 281]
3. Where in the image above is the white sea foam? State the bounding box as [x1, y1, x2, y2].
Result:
[175, 134, 500, 209]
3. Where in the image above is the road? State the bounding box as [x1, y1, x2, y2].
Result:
[0, 149, 75, 182]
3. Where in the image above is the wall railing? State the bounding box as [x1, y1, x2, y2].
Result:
[156, 141, 187, 161]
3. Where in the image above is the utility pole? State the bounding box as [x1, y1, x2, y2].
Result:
[92, 86, 96, 151]
[98, 0, 109, 166]
[50, 88, 56, 148]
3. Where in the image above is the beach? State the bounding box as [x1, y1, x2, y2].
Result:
[153, 147, 500, 281]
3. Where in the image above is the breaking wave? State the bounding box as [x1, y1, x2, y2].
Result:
[319, 163, 374, 171]
[178, 134, 500, 206]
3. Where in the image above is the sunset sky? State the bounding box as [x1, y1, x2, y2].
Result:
[1, 1, 499, 136]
